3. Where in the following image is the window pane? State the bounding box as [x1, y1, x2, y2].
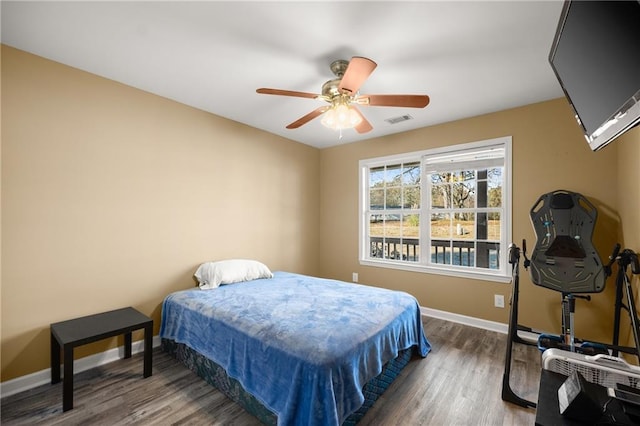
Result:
[370, 189, 384, 210]
[403, 186, 420, 209]
[402, 162, 421, 185]
[431, 240, 450, 265]
[402, 214, 420, 262]
[402, 214, 419, 237]
[369, 214, 384, 237]
[431, 184, 449, 208]
[477, 242, 500, 269]
[489, 246, 500, 269]
[477, 171, 488, 209]
[430, 212, 450, 239]
[452, 241, 475, 267]
[488, 167, 503, 207]
[453, 212, 475, 240]
[453, 170, 475, 182]
[384, 214, 401, 237]
[431, 172, 452, 184]
[370, 240, 384, 258]
[488, 212, 501, 241]
[385, 164, 402, 186]
[370, 166, 385, 187]
[452, 179, 475, 208]
[386, 188, 401, 208]
[402, 242, 420, 262]
[477, 212, 488, 240]
[387, 243, 404, 260]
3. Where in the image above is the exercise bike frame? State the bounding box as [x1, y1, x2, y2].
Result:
[501, 242, 640, 409]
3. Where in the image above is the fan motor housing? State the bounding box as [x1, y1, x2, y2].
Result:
[321, 79, 343, 99]
[329, 59, 349, 78]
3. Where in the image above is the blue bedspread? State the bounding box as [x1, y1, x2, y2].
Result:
[160, 271, 431, 425]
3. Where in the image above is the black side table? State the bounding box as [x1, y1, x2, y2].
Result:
[50, 307, 153, 411]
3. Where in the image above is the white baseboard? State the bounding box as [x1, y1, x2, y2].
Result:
[2, 308, 536, 400]
[0, 336, 161, 399]
[420, 306, 509, 334]
[420, 306, 541, 344]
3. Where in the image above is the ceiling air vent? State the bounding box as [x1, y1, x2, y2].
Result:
[385, 114, 413, 125]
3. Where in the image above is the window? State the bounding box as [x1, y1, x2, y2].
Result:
[359, 137, 512, 282]
[368, 161, 421, 262]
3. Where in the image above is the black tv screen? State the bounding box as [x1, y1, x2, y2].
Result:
[549, 1, 640, 151]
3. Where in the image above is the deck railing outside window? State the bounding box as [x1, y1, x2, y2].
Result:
[370, 237, 500, 269]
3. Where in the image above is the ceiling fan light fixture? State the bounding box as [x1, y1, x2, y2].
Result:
[256, 56, 429, 134]
[321, 103, 362, 130]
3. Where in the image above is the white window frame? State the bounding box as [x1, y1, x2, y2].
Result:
[359, 136, 512, 283]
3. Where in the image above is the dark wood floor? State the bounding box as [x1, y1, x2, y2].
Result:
[1, 317, 541, 425]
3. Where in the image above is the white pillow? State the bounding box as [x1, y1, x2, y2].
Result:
[194, 259, 273, 290]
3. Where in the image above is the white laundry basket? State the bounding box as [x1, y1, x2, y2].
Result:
[542, 348, 640, 389]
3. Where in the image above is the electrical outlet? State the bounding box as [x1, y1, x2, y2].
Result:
[494, 294, 505, 308]
[352, 272, 359, 283]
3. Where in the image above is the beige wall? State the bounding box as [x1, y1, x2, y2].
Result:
[2, 44, 639, 382]
[615, 126, 640, 350]
[318, 98, 630, 345]
[616, 126, 640, 252]
[1, 46, 320, 380]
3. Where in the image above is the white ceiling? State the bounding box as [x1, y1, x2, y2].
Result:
[1, 1, 566, 149]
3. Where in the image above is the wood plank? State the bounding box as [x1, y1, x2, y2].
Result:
[1, 318, 540, 425]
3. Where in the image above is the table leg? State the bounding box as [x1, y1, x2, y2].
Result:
[51, 332, 61, 384]
[124, 332, 132, 359]
[143, 322, 152, 378]
[62, 345, 74, 412]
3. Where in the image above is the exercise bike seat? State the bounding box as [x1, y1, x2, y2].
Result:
[529, 190, 605, 293]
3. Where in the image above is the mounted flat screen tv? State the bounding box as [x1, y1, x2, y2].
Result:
[549, 1, 640, 151]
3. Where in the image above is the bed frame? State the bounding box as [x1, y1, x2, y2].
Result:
[162, 338, 416, 425]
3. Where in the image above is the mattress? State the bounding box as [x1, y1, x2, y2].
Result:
[160, 271, 431, 425]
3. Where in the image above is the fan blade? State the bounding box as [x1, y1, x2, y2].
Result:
[352, 107, 373, 134]
[257, 88, 319, 99]
[286, 106, 329, 129]
[338, 57, 377, 95]
[357, 94, 430, 108]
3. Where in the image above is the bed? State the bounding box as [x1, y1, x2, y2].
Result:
[160, 263, 431, 425]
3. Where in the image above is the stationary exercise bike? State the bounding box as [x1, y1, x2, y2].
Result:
[501, 190, 640, 408]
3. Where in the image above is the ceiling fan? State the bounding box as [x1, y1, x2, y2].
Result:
[256, 56, 430, 134]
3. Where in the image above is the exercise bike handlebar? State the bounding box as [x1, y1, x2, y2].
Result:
[604, 243, 621, 277]
[620, 248, 640, 275]
[609, 243, 621, 263]
[606, 244, 640, 275]
[508, 243, 520, 263]
[522, 239, 530, 269]
[507, 240, 529, 265]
